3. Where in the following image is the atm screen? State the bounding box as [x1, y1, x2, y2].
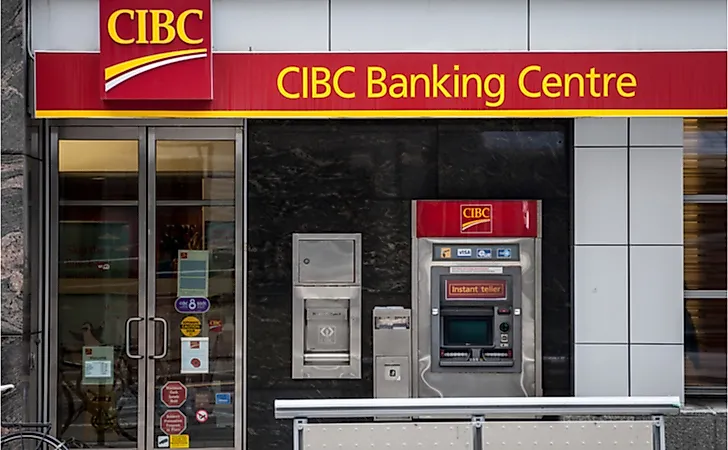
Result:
[443, 317, 493, 346]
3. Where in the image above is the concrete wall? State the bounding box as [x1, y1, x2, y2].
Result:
[30, 0, 728, 52]
[573, 118, 685, 402]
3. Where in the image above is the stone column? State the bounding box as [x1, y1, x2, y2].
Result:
[1, 0, 31, 424]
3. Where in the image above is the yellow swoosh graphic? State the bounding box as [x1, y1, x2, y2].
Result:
[461, 219, 491, 230]
[104, 48, 207, 81]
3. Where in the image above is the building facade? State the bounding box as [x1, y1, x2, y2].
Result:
[1, 0, 726, 449]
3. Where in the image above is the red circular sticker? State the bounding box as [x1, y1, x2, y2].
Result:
[191, 358, 201, 368]
[195, 409, 209, 423]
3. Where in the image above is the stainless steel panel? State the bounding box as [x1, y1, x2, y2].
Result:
[374, 356, 411, 398]
[294, 235, 358, 284]
[412, 236, 542, 400]
[292, 234, 362, 379]
[301, 423, 473, 450]
[373, 307, 412, 400]
[482, 421, 655, 449]
[292, 286, 362, 379]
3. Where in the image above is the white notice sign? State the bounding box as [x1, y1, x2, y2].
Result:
[180, 337, 210, 374]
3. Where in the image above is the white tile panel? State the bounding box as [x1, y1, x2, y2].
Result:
[575, 344, 629, 396]
[574, 246, 628, 344]
[31, 0, 329, 52]
[574, 118, 628, 147]
[575, 147, 628, 245]
[629, 246, 684, 345]
[529, 0, 727, 50]
[31, 0, 99, 52]
[629, 146, 683, 245]
[213, 0, 328, 51]
[629, 118, 684, 147]
[329, 0, 528, 51]
[630, 344, 684, 400]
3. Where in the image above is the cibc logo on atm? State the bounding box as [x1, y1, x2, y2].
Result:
[460, 204, 493, 234]
[99, 0, 213, 101]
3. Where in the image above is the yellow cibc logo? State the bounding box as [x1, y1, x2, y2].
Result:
[460, 204, 493, 234]
[107, 9, 204, 45]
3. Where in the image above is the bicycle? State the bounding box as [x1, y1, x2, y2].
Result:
[0, 383, 89, 449]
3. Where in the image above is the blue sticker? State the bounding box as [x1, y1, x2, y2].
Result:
[175, 297, 211, 314]
[456, 248, 472, 257]
[476, 248, 492, 259]
[496, 248, 512, 259]
[215, 392, 232, 405]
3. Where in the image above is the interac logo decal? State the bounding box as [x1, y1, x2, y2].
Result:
[460, 204, 493, 234]
[99, 0, 213, 101]
[104, 8, 207, 92]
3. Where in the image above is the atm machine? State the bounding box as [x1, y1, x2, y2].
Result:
[410, 200, 542, 398]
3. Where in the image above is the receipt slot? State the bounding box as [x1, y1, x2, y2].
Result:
[292, 233, 362, 379]
[373, 307, 412, 400]
[411, 200, 542, 398]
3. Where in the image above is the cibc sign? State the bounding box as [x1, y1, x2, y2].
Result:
[99, 0, 213, 101]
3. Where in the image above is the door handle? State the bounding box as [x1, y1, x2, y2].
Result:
[150, 317, 169, 360]
[125, 317, 143, 360]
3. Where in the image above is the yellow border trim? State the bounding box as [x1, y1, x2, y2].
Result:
[35, 109, 727, 119]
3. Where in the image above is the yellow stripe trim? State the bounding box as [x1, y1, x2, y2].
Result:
[35, 109, 727, 119]
[104, 49, 208, 81]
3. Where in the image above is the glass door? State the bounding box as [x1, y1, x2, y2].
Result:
[54, 127, 147, 449]
[53, 126, 243, 450]
[146, 128, 241, 449]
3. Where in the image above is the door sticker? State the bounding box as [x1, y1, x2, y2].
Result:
[175, 297, 211, 314]
[177, 250, 209, 298]
[180, 316, 202, 337]
[81, 346, 114, 385]
[180, 337, 210, 374]
[161, 381, 188, 408]
[169, 434, 190, 449]
[195, 409, 209, 423]
[215, 392, 232, 405]
[208, 319, 223, 332]
[157, 435, 170, 448]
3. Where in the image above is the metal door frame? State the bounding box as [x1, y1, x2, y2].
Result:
[47, 123, 246, 450]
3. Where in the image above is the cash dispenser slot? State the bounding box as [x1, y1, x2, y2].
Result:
[303, 299, 351, 365]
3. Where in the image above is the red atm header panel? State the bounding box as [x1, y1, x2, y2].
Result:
[414, 200, 539, 238]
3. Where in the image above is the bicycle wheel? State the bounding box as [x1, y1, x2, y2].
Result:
[0, 431, 69, 449]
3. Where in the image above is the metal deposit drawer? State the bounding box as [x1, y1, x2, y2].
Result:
[304, 300, 350, 355]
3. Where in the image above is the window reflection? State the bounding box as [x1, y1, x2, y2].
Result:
[682, 118, 727, 392]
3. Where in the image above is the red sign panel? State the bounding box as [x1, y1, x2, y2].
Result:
[99, 0, 212, 101]
[415, 200, 539, 238]
[445, 280, 507, 300]
[34, 51, 726, 118]
[160, 409, 187, 435]
[161, 381, 188, 408]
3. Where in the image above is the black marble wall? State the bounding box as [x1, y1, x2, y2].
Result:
[246, 119, 573, 448]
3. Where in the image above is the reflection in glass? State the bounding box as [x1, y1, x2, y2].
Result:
[683, 118, 727, 196]
[685, 298, 727, 388]
[156, 140, 235, 201]
[59, 140, 139, 201]
[683, 203, 727, 291]
[57, 139, 140, 448]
